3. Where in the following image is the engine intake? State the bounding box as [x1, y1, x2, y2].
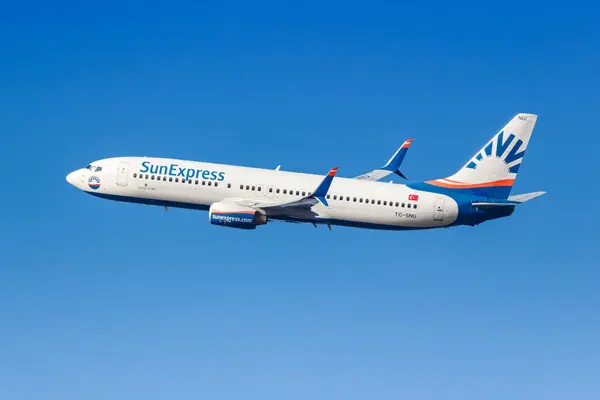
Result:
[209, 202, 267, 229]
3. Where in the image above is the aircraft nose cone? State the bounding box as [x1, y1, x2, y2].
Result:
[66, 171, 79, 186]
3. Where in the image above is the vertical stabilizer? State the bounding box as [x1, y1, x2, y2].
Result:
[426, 113, 538, 199]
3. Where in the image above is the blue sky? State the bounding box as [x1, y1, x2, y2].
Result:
[1, 1, 599, 399]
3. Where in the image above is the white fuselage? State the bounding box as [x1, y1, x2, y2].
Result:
[67, 157, 459, 230]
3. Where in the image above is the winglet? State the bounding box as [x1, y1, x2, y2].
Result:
[329, 167, 339, 176]
[382, 139, 413, 179]
[354, 139, 414, 181]
[311, 167, 339, 206]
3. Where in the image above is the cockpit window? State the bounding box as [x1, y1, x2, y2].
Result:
[85, 165, 103, 172]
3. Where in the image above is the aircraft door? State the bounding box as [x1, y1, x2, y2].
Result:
[434, 197, 445, 221]
[117, 162, 129, 186]
[256, 184, 264, 198]
[266, 185, 275, 198]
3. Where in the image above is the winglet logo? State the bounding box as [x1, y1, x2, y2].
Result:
[88, 176, 101, 190]
[466, 131, 526, 174]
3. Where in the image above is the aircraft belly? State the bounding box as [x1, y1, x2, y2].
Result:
[317, 194, 458, 229]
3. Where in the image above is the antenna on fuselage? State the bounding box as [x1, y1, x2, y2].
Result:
[275, 165, 281, 171]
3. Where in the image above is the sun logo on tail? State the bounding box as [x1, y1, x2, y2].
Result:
[466, 131, 526, 174]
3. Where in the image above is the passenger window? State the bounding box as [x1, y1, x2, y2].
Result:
[414, 204, 418, 209]
[175, 178, 178, 182]
[353, 197, 357, 202]
[163, 176, 167, 181]
[383, 201, 387, 206]
[389, 201, 393, 207]
[145, 175, 149, 179]
[169, 177, 173, 182]
[302, 191, 306, 196]
[269, 188, 273, 193]
[227, 183, 231, 188]
[326, 194, 330, 199]
[276, 189, 280, 194]
[371, 200, 375, 204]
[407, 203, 411, 208]
[246, 185, 250, 190]
[365, 198, 369, 203]
[333, 195, 337, 200]
[240, 185, 244, 189]
[283, 189, 287, 194]
[257, 186, 262, 191]
[202, 181, 206, 185]
[359, 198, 363, 203]
[208, 181, 212, 186]
[395, 202, 399, 207]
[401, 203, 405, 207]
[214, 182, 218, 187]
[377, 200, 381, 205]
[346, 196, 350, 201]
[133, 173, 137, 178]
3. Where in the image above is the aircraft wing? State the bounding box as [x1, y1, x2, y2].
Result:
[354, 139, 413, 181]
[233, 167, 339, 219]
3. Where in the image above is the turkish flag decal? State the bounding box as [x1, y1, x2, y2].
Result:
[408, 194, 419, 201]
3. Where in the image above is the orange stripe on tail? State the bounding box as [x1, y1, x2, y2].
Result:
[426, 179, 515, 189]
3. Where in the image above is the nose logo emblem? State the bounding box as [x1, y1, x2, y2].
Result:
[88, 176, 101, 190]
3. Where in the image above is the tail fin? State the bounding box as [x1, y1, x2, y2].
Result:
[427, 113, 538, 199]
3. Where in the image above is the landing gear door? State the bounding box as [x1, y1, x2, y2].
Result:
[434, 197, 445, 221]
[117, 162, 129, 186]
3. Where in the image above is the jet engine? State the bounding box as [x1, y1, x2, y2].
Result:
[208, 202, 267, 229]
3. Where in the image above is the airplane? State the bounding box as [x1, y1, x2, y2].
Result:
[66, 114, 544, 231]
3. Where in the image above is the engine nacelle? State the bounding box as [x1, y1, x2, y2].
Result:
[208, 202, 267, 229]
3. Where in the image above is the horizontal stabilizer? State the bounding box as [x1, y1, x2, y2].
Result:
[508, 191, 546, 203]
[473, 191, 545, 210]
